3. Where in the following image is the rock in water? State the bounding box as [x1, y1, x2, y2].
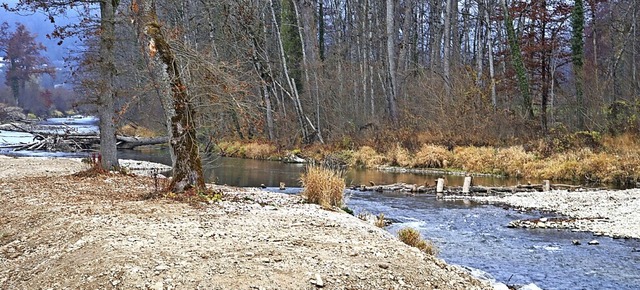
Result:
[572, 240, 581, 245]
[588, 240, 600, 245]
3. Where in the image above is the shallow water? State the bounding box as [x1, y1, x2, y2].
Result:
[346, 190, 640, 289]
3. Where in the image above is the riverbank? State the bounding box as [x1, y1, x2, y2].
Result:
[0, 156, 491, 289]
[453, 189, 640, 239]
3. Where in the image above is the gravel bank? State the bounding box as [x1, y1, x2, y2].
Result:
[456, 189, 640, 239]
[0, 156, 491, 289]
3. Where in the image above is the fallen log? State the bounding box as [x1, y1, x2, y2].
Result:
[351, 181, 589, 196]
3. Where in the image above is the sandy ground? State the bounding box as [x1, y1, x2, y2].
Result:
[455, 189, 640, 239]
[0, 156, 491, 290]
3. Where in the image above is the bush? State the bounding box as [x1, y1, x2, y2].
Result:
[494, 146, 536, 177]
[452, 146, 497, 174]
[350, 146, 386, 168]
[414, 144, 452, 168]
[243, 142, 277, 159]
[397, 227, 438, 256]
[386, 143, 415, 167]
[300, 166, 346, 209]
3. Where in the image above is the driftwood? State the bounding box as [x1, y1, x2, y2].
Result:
[1, 125, 168, 152]
[351, 181, 591, 196]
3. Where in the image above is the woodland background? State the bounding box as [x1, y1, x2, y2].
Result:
[1, 0, 639, 150]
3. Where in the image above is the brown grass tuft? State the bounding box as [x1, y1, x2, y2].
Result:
[300, 166, 346, 209]
[350, 146, 386, 168]
[452, 146, 497, 174]
[217, 141, 277, 160]
[414, 144, 452, 168]
[243, 142, 277, 159]
[118, 124, 158, 138]
[397, 227, 438, 256]
[374, 213, 386, 228]
[386, 143, 415, 167]
[494, 146, 536, 177]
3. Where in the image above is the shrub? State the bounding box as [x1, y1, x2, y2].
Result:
[494, 146, 536, 177]
[386, 143, 415, 167]
[350, 146, 386, 168]
[414, 144, 452, 168]
[374, 213, 386, 228]
[217, 141, 245, 157]
[397, 227, 438, 256]
[300, 166, 346, 209]
[452, 146, 497, 174]
[243, 142, 277, 159]
[118, 124, 158, 138]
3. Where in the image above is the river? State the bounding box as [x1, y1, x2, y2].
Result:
[1, 117, 639, 289]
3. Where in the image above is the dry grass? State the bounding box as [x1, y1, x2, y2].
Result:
[243, 143, 277, 159]
[300, 166, 346, 209]
[217, 141, 277, 160]
[452, 146, 497, 174]
[374, 213, 386, 228]
[414, 144, 452, 168]
[386, 143, 415, 167]
[118, 124, 158, 138]
[494, 146, 536, 177]
[350, 146, 386, 168]
[397, 227, 438, 256]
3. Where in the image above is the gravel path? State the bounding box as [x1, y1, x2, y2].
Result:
[458, 189, 640, 239]
[0, 156, 491, 289]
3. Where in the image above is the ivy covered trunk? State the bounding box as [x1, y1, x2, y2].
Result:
[133, 0, 205, 193]
[502, 0, 533, 119]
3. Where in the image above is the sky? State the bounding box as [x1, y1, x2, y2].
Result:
[1, 1, 84, 64]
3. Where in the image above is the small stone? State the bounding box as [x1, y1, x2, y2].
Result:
[539, 217, 548, 222]
[588, 240, 600, 245]
[155, 264, 170, 271]
[378, 263, 390, 269]
[111, 280, 120, 286]
[245, 252, 255, 257]
[150, 281, 163, 290]
[572, 240, 581, 245]
[311, 273, 324, 288]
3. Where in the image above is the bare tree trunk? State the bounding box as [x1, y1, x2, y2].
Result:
[268, 0, 312, 143]
[293, 0, 324, 143]
[485, 6, 497, 108]
[443, 0, 452, 97]
[98, 0, 119, 170]
[386, 0, 399, 123]
[429, 0, 442, 72]
[475, 1, 485, 87]
[133, 0, 205, 193]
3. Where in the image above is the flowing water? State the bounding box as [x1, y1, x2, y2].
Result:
[1, 117, 639, 289]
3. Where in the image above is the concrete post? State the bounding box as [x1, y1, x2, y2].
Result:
[462, 176, 472, 194]
[436, 178, 445, 197]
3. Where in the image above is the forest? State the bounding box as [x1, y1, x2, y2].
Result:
[2, 0, 640, 188]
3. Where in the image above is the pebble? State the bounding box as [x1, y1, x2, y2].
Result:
[588, 240, 600, 245]
[311, 273, 324, 288]
[378, 263, 390, 269]
[155, 264, 170, 271]
[572, 240, 581, 245]
[150, 281, 163, 290]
